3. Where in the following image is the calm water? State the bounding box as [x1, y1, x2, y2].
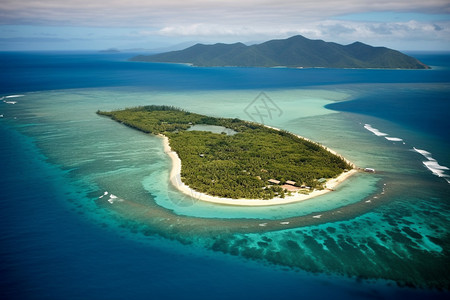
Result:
[0, 51, 449, 299]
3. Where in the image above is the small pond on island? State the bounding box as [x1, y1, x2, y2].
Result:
[187, 124, 237, 135]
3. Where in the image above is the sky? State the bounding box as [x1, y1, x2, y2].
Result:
[0, 0, 449, 51]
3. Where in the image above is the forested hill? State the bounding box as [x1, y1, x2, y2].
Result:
[130, 35, 430, 69]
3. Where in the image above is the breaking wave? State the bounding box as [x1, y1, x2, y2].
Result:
[363, 124, 449, 184]
[364, 124, 388, 136]
[413, 147, 450, 183]
[385, 137, 403, 142]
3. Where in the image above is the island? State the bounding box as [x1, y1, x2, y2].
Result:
[97, 105, 357, 205]
[130, 35, 430, 69]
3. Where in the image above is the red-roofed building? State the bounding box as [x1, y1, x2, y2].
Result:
[281, 184, 300, 192]
[268, 179, 280, 185]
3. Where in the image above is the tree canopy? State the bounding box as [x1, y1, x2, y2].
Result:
[98, 105, 353, 199]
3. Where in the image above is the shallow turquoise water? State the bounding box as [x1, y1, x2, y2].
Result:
[3, 88, 449, 289]
[3, 89, 382, 219]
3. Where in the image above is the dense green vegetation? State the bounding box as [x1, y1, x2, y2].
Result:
[98, 105, 353, 199]
[131, 35, 430, 69]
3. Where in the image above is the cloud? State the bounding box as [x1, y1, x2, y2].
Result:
[157, 24, 301, 38]
[155, 19, 450, 43]
[0, 0, 449, 27]
[307, 20, 450, 45]
[0, 37, 69, 43]
[1, 1, 449, 50]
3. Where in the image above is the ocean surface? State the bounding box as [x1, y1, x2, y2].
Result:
[0, 51, 449, 299]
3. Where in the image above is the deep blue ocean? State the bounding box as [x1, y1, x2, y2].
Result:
[1, 51, 449, 299]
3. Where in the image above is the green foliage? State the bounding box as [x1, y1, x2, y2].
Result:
[97, 105, 205, 133]
[130, 35, 429, 69]
[98, 106, 353, 199]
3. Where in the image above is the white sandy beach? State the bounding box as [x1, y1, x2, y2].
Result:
[160, 131, 358, 206]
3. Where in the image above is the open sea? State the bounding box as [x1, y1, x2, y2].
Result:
[1, 51, 449, 299]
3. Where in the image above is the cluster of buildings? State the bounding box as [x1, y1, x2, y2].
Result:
[267, 179, 314, 192]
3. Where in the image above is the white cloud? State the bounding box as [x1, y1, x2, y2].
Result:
[1, 0, 449, 27]
[0, 0, 449, 50]
[312, 20, 450, 44]
[155, 19, 450, 46]
[157, 24, 301, 38]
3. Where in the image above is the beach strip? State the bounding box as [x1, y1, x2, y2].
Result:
[160, 133, 358, 207]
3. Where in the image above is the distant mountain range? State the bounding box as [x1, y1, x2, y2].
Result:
[130, 35, 430, 69]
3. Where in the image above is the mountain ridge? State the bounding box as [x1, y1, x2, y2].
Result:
[130, 35, 430, 69]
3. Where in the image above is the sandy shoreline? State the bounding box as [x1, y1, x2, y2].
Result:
[159, 130, 358, 206]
